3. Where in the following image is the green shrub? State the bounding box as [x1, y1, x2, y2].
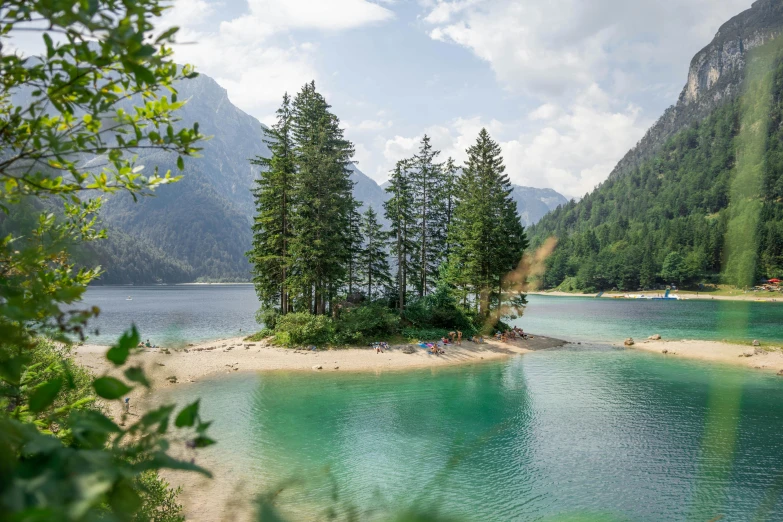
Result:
[133, 472, 184, 522]
[403, 285, 477, 334]
[255, 307, 280, 329]
[273, 312, 335, 346]
[333, 303, 400, 344]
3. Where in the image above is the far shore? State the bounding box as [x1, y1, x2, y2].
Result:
[529, 290, 783, 302]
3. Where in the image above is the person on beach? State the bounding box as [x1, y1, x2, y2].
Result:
[456, 330, 462, 345]
[448, 331, 456, 343]
[124, 397, 130, 413]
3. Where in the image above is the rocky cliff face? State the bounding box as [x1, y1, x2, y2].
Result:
[608, 0, 783, 181]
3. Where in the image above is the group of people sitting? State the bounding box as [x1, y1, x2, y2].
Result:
[137, 339, 158, 349]
[494, 327, 528, 342]
[418, 342, 445, 355]
[372, 341, 389, 353]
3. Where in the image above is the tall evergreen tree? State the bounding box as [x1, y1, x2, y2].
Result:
[449, 128, 528, 318]
[346, 199, 363, 297]
[288, 81, 355, 314]
[411, 135, 445, 297]
[247, 93, 295, 313]
[384, 159, 417, 310]
[442, 157, 459, 256]
[359, 207, 393, 299]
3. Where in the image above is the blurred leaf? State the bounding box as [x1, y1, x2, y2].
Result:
[29, 378, 63, 413]
[93, 377, 132, 400]
[124, 366, 150, 388]
[106, 325, 140, 365]
[193, 436, 215, 448]
[175, 400, 199, 428]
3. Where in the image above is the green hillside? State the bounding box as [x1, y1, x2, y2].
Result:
[529, 47, 783, 292]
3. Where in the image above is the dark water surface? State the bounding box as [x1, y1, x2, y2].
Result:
[84, 285, 783, 346]
[166, 347, 783, 521]
[83, 285, 260, 345]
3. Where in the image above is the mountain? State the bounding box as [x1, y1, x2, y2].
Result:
[510, 186, 569, 227]
[96, 74, 394, 283]
[608, 0, 783, 182]
[529, 0, 783, 292]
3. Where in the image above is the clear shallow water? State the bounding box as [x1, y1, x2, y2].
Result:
[166, 347, 783, 521]
[83, 285, 260, 345]
[83, 286, 783, 346]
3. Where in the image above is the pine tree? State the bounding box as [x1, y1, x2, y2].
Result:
[410, 135, 445, 297]
[449, 128, 527, 318]
[247, 93, 295, 313]
[346, 199, 363, 297]
[288, 81, 355, 314]
[359, 207, 392, 299]
[442, 157, 459, 256]
[384, 159, 417, 311]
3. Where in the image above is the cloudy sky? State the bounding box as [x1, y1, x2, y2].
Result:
[25, 0, 758, 197]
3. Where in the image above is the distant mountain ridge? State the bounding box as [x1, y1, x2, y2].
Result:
[95, 73, 567, 283]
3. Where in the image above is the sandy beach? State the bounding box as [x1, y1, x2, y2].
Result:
[624, 338, 783, 373]
[74, 334, 566, 388]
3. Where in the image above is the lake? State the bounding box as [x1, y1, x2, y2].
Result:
[84, 285, 783, 520]
[83, 285, 783, 346]
[166, 347, 783, 521]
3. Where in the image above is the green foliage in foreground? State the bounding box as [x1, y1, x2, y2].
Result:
[0, 0, 213, 519]
[530, 46, 783, 292]
[1, 338, 200, 522]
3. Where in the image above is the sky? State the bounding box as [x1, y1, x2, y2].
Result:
[13, 0, 756, 198]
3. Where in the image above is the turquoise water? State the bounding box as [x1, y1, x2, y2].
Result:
[517, 295, 783, 344]
[166, 347, 783, 521]
[84, 286, 783, 346]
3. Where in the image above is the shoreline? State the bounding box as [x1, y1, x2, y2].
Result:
[623, 338, 783, 374]
[528, 290, 783, 302]
[73, 334, 566, 390]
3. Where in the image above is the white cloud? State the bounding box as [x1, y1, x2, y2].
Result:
[423, 0, 751, 98]
[160, 0, 394, 120]
[370, 85, 648, 196]
[213, 0, 393, 41]
[354, 119, 394, 131]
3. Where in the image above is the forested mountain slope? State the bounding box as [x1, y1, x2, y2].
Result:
[529, 42, 783, 292]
